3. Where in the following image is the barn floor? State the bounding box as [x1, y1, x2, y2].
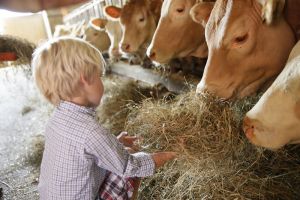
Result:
[0, 66, 50, 200]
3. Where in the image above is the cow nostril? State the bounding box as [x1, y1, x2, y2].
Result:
[243, 116, 251, 128]
[149, 51, 156, 60]
[121, 43, 130, 52]
[243, 116, 255, 139]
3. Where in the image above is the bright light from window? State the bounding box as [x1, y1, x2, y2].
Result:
[0, 9, 33, 18]
[0, 9, 33, 34]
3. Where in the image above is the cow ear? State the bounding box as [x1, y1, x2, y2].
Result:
[258, 0, 285, 24]
[190, 2, 214, 27]
[103, 5, 122, 21]
[89, 18, 108, 30]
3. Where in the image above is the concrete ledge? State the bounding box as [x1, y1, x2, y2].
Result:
[110, 61, 199, 94]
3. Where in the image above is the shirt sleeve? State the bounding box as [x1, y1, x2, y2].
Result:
[84, 124, 155, 178]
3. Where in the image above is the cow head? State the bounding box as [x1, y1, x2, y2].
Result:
[243, 42, 300, 149]
[190, 0, 295, 99]
[146, 0, 209, 63]
[105, 0, 163, 54]
[90, 17, 122, 59]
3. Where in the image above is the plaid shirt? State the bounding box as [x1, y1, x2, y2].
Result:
[98, 172, 135, 200]
[38, 101, 155, 200]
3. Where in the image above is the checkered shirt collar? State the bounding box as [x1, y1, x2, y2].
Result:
[58, 100, 97, 118]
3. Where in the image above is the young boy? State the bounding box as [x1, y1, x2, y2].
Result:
[32, 37, 176, 200]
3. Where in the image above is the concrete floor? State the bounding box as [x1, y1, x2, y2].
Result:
[0, 66, 52, 200]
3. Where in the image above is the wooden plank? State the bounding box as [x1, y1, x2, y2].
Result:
[110, 61, 199, 94]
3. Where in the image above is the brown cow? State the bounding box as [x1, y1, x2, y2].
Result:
[146, 0, 211, 64]
[90, 17, 123, 61]
[190, 0, 295, 99]
[104, 0, 163, 67]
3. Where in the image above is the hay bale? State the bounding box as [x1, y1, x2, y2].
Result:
[125, 91, 300, 199]
[0, 35, 35, 68]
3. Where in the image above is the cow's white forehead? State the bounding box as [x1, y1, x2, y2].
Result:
[161, 0, 172, 17]
[206, 0, 233, 48]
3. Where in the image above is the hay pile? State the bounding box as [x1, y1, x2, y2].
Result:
[97, 75, 175, 135]
[0, 35, 35, 68]
[125, 91, 300, 199]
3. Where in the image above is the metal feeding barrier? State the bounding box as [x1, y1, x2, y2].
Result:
[63, 0, 126, 25]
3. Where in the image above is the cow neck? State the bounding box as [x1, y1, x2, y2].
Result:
[284, 0, 300, 41]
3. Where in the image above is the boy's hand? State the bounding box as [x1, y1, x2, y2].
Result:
[151, 152, 177, 169]
[117, 132, 141, 151]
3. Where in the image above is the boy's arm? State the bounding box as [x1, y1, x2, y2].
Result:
[85, 125, 174, 178]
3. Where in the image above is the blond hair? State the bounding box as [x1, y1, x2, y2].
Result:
[32, 36, 106, 105]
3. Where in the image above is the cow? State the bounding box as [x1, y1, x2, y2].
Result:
[84, 26, 111, 54]
[90, 17, 123, 62]
[189, 0, 296, 99]
[103, 0, 163, 67]
[53, 22, 111, 54]
[243, 40, 300, 149]
[147, 0, 211, 64]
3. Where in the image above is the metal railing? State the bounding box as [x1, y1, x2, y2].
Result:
[63, 0, 125, 25]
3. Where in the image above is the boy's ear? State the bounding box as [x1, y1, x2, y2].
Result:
[190, 2, 214, 28]
[80, 73, 90, 86]
[89, 18, 108, 30]
[103, 5, 122, 21]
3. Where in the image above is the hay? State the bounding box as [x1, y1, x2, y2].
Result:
[125, 91, 300, 199]
[0, 35, 35, 69]
[24, 134, 45, 168]
[97, 75, 175, 135]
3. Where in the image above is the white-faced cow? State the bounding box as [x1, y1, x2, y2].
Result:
[243, 41, 300, 149]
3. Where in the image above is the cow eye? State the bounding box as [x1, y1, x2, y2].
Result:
[139, 17, 145, 22]
[235, 34, 248, 43]
[176, 8, 184, 13]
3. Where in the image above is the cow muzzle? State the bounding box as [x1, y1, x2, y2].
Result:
[243, 116, 255, 140]
[121, 43, 131, 53]
[148, 50, 156, 61]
